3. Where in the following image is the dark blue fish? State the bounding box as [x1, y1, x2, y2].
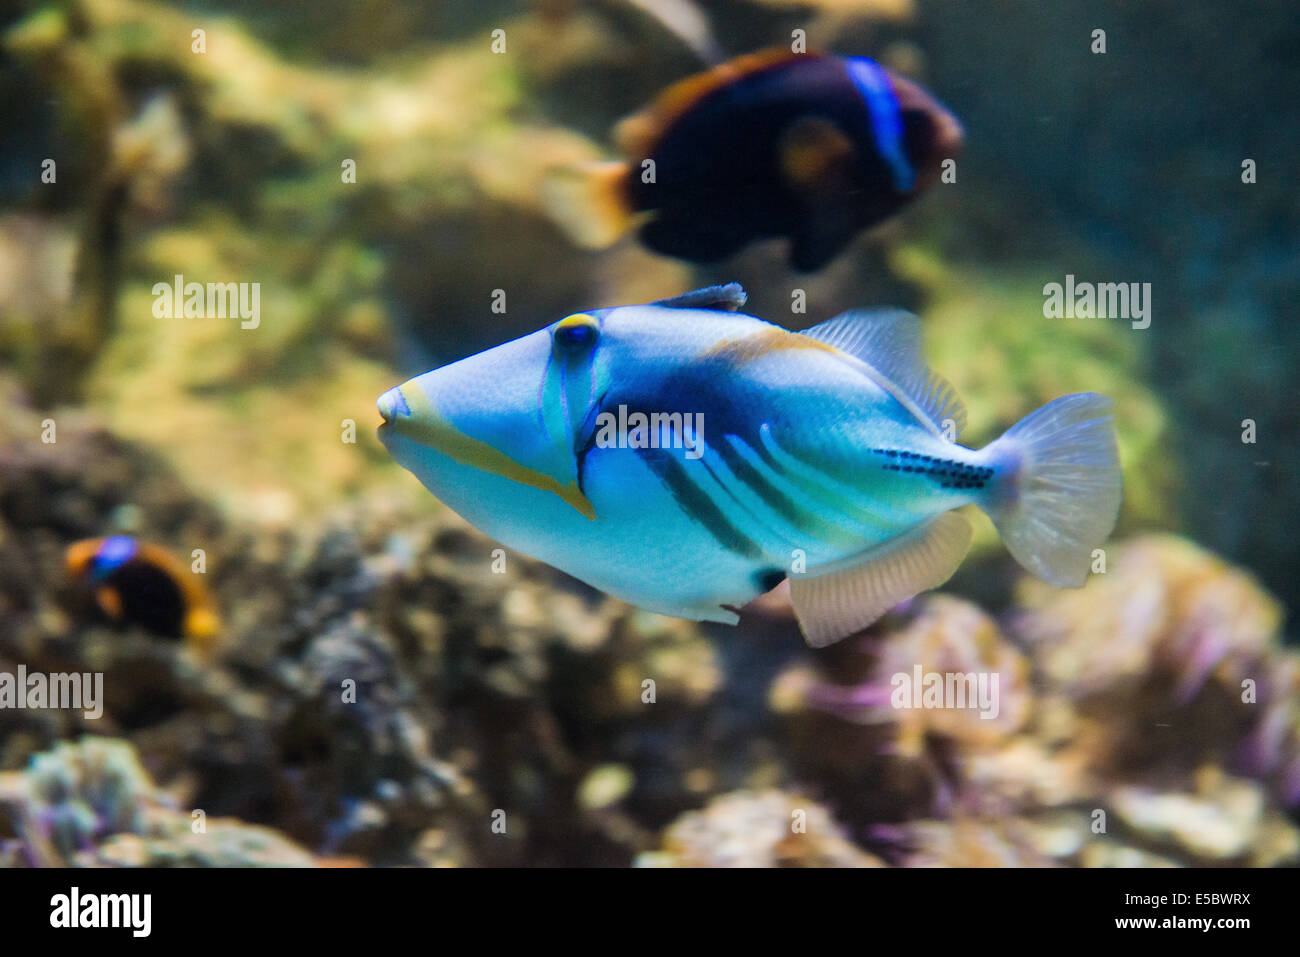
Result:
[546, 49, 963, 271]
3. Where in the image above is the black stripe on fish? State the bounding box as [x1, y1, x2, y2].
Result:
[713, 436, 859, 547]
[693, 442, 800, 550]
[624, 373, 885, 543]
[636, 445, 764, 559]
[870, 448, 993, 490]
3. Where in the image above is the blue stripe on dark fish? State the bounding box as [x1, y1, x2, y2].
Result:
[94, 535, 139, 578]
[845, 57, 915, 192]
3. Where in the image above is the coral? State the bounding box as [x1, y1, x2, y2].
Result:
[17, 737, 152, 866]
[1015, 534, 1281, 698]
[97, 811, 318, 867]
[893, 816, 1057, 868]
[0, 736, 323, 867]
[1012, 534, 1296, 806]
[637, 790, 886, 868]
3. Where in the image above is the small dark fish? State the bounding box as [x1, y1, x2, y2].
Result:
[65, 536, 220, 654]
[545, 48, 963, 271]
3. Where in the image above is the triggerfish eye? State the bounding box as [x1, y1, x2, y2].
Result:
[553, 314, 599, 351]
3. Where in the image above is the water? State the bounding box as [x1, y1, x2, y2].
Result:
[0, 0, 1295, 869]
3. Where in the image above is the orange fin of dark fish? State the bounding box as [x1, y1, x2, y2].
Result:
[779, 116, 863, 270]
[542, 160, 634, 250]
[94, 585, 124, 622]
[779, 116, 857, 189]
[183, 605, 223, 657]
[790, 511, 972, 647]
[64, 538, 102, 577]
[614, 47, 823, 160]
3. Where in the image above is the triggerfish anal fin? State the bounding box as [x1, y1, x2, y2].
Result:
[653, 283, 748, 312]
[614, 47, 822, 160]
[789, 510, 973, 648]
[800, 309, 967, 437]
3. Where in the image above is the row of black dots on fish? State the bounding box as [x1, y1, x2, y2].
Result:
[869, 449, 994, 490]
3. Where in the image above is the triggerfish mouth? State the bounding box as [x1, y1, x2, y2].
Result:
[377, 284, 1121, 648]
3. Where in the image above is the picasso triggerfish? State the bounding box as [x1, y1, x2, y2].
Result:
[545, 49, 963, 271]
[65, 536, 221, 653]
[377, 285, 1121, 647]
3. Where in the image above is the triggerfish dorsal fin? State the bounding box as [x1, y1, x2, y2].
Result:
[614, 47, 823, 160]
[801, 309, 967, 437]
[653, 283, 748, 312]
[790, 511, 973, 647]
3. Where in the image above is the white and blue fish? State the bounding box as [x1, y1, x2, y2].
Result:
[377, 284, 1121, 647]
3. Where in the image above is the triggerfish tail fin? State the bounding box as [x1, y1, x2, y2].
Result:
[542, 160, 634, 250]
[981, 393, 1122, 588]
[790, 511, 973, 648]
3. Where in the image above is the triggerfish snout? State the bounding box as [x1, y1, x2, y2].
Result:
[378, 284, 1122, 648]
[544, 49, 964, 271]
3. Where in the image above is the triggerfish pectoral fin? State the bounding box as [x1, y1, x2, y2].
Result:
[789, 511, 972, 647]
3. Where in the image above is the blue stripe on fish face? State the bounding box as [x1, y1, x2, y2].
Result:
[845, 57, 915, 193]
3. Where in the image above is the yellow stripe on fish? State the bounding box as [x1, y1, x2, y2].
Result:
[396, 382, 598, 521]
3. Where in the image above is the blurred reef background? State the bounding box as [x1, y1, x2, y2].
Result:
[0, 0, 1297, 866]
